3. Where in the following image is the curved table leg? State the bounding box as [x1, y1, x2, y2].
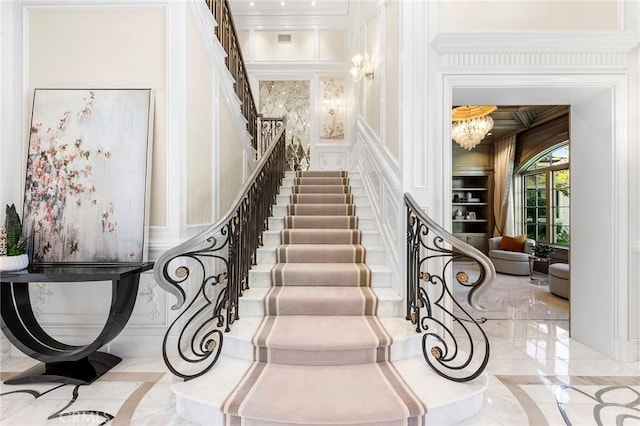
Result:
[1, 275, 141, 385]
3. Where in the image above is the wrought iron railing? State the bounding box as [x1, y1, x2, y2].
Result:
[405, 193, 495, 382]
[154, 123, 286, 379]
[258, 117, 285, 159]
[206, 0, 259, 149]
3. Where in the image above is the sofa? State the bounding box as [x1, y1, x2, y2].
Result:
[488, 236, 535, 275]
[549, 263, 570, 299]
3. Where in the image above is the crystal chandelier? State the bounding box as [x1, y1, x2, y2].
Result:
[451, 105, 497, 150]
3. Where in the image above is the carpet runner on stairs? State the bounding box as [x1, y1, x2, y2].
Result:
[222, 171, 426, 426]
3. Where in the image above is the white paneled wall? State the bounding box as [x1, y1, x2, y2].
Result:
[0, 0, 252, 360]
[440, 0, 620, 31]
[349, 121, 403, 296]
[427, 10, 639, 361]
[236, 25, 349, 172]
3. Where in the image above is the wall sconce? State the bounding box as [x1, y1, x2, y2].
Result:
[350, 54, 374, 82]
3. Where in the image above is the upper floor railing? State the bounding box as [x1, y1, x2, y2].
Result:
[405, 193, 495, 382]
[206, 0, 258, 149]
[154, 121, 285, 379]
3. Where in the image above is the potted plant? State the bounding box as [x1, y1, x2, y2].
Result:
[532, 242, 554, 259]
[0, 204, 30, 272]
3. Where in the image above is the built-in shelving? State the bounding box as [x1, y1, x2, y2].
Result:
[452, 173, 494, 254]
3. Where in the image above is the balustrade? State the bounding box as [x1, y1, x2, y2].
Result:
[153, 124, 286, 379]
[206, 0, 259, 150]
[405, 193, 495, 382]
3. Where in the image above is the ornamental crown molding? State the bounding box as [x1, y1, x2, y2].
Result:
[432, 32, 639, 55]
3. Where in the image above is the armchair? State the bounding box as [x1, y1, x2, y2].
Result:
[488, 236, 535, 275]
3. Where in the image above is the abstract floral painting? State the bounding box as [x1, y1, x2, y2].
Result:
[23, 89, 153, 264]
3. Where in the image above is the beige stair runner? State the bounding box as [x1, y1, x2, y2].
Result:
[223, 171, 426, 425]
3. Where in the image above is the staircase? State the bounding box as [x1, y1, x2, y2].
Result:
[170, 171, 487, 426]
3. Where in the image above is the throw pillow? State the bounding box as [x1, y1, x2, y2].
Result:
[498, 235, 527, 252]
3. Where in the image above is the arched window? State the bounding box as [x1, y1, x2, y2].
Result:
[521, 143, 570, 245]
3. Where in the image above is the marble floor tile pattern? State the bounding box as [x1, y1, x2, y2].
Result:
[1, 272, 638, 425]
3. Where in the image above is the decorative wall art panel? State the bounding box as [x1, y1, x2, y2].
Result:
[259, 81, 310, 171]
[24, 89, 154, 264]
[320, 76, 345, 140]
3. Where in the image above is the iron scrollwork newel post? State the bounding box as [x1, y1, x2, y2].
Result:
[405, 193, 495, 382]
[153, 124, 286, 380]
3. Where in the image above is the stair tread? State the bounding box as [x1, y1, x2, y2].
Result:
[266, 286, 377, 315]
[248, 262, 391, 273]
[259, 244, 384, 251]
[270, 262, 371, 286]
[254, 315, 389, 351]
[173, 354, 485, 426]
[271, 214, 375, 219]
[276, 244, 366, 263]
[223, 362, 426, 424]
[241, 287, 402, 317]
[243, 286, 401, 302]
[264, 228, 378, 235]
[225, 316, 416, 345]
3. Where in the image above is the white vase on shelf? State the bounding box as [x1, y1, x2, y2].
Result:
[0, 254, 29, 272]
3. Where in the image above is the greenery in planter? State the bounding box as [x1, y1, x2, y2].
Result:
[532, 241, 554, 259]
[1, 204, 28, 256]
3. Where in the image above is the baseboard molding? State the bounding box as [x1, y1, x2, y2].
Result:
[615, 338, 640, 362]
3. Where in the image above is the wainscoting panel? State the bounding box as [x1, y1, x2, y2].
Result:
[5, 270, 171, 359]
[382, 181, 401, 266]
[314, 142, 349, 170]
[350, 119, 403, 295]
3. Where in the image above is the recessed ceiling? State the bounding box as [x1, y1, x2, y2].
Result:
[228, 0, 351, 27]
[457, 105, 569, 145]
[229, 0, 349, 16]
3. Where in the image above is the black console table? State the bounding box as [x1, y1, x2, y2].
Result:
[0, 263, 153, 385]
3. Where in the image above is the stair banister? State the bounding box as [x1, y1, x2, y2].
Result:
[405, 192, 495, 382]
[206, 0, 259, 149]
[153, 120, 285, 379]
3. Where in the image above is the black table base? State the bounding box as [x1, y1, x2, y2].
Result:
[4, 352, 121, 385]
[1, 263, 153, 385]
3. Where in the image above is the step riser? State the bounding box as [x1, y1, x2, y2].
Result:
[280, 186, 365, 196]
[281, 178, 363, 189]
[277, 194, 368, 205]
[276, 247, 366, 263]
[248, 269, 392, 288]
[253, 348, 387, 366]
[257, 248, 385, 265]
[239, 298, 402, 317]
[221, 324, 420, 361]
[262, 230, 379, 246]
[273, 204, 372, 217]
[282, 176, 362, 188]
[284, 216, 359, 230]
[268, 216, 377, 231]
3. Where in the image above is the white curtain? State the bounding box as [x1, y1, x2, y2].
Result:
[493, 135, 516, 236]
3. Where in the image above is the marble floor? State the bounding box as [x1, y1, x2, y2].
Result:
[1, 271, 638, 425]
